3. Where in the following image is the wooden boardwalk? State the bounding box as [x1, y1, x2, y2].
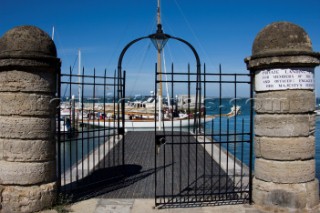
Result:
[71, 131, 241, 201]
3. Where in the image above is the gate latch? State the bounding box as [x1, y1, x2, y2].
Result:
[118, 127, 125, 135]
[155, 135, 166, 155]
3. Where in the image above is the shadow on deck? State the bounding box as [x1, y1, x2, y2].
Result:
[65, 131, 247, 204]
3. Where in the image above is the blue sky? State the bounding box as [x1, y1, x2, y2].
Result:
[1, 0, 320, 97]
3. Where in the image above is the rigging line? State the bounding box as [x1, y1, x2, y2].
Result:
[62, 54, 79, 98]
[173, 0, 213, 67]
[108, 12, 155, 69]
[116, 9, 156, 69]
[53, 27, 78, 98]
[128, 42, 152, 96]
[124, 9, 156, 96]
[165, 41, 190, 73]
[105, 21, 131, 68]
[162, 49, 171, 109]
[122, 18, 155, 69]
[54, 27, 75, 67]
[161, 16, 195, 65]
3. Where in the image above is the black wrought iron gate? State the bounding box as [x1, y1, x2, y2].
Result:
[56, 63, 253, 206]
[57, 68, 126, 199]
[154, 64, 253, 207]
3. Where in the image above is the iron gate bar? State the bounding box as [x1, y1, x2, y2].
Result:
[203, 63, 207, 200]
[93, 69, 96, 173]
[103, 69, 106, 169]
[81, 67, 85, 181]
[226, 117, 230, 198]
[233, 74, 237, 196]
[57, 66, 62, 192]
[68, 66, 72, 187]
[122, 71, 126, 167]
[171, 63, 174, 199]
[187, 64, 191, 203]
[249, 73, 254, 204]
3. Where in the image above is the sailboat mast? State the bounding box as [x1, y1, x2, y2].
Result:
[51, 26, 55, 40]
[78, 49, 82, 106]
[157, 0, 162, 93]
[157, 0, 163, 129]
[157, 0, 161, 25]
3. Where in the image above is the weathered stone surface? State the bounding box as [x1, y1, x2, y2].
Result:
[0, 161, 55, 185]
[252, 22, 313, 56]
[0, 93, 56, 116]
[0, 70, 56, 92]
[0, 116, 54, 139]
[253, 177, 319, 210]
[255, 114, 315, 137]
[0, 26, 57, 58]
[0, 59, 61, 72]
[255, 136, 315, 160]
[0, 140, 3, 160]
[246, 55, 320, 71]
[244, 22, 320, 70]
[1, 139, 55, 162]
[1, 182, 56, 213]
[255, 158, 315, 183]
[254, 90, 315, 113]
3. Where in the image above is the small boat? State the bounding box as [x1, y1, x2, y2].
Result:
[59, 108, 78, 139]
[227, 105, 241, 117]
[59, 109, 71, 132]
[82, 113, 214, 130]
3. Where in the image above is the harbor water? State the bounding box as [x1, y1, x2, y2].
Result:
[59, 97, 320, 181]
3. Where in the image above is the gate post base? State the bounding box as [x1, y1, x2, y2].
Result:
[0, 182, 56, 213]
[253, 177, 319, 212]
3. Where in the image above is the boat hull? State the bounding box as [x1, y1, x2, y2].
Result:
[82, 116, 214, 130]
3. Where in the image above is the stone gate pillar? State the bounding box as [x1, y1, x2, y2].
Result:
[245, 22, 320, 212]
[0, 26, 60, 212]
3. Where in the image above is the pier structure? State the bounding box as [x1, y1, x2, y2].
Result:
[0, 26, 60, 212]
[245, 22, 320, 212]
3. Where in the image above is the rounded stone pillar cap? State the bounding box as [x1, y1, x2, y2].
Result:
[245, 22, 320, 70]
[252, 22, 313, 57]
[0, 25, 57, 59]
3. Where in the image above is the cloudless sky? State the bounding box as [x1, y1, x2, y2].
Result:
[1, 0, 320, 96]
